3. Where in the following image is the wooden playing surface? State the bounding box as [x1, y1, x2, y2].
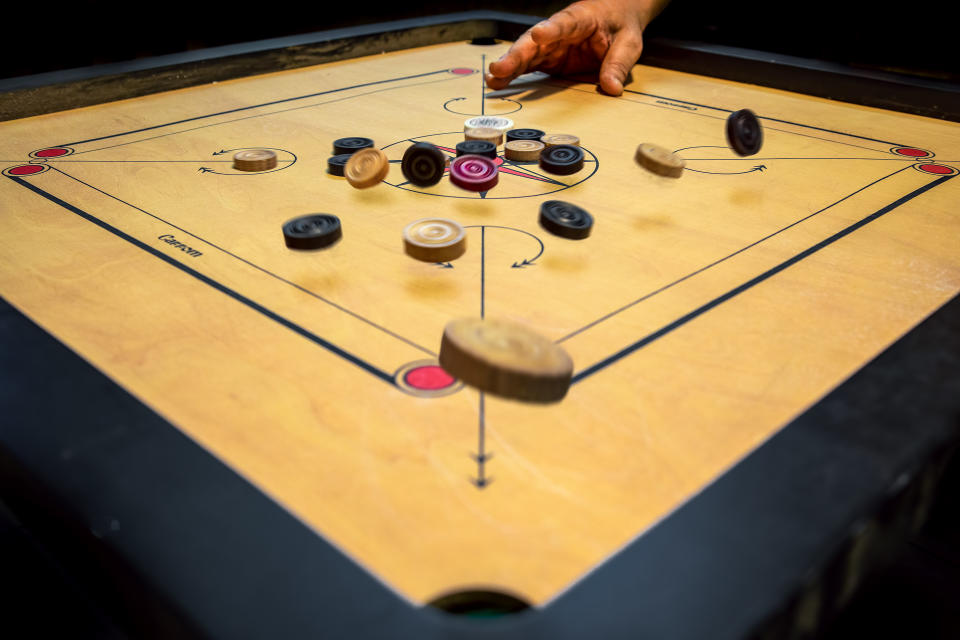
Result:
[1, 41, 959, 606]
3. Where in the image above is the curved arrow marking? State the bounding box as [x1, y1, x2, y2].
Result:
[672, 145, 767, 176]
[463, 224, 545, 268]
[442, 96, 522, 116]
[200, 147, 297, 176]
[673, 145, 729, 154]
[686, 165, 767, 175]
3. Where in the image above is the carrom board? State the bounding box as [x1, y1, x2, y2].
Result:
[1, 28, 959, 639]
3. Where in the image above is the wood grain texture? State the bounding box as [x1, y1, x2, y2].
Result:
[1, 41, 959, 606]
[439, 316, 574, 402]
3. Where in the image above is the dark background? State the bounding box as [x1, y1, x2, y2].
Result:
[3, 1, 959, 82]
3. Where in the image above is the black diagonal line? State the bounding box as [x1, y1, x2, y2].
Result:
[9, 175, 397, 386]
[571, 173, 955, 383]
[559, 166, 912, 343]
[47, 166, 435, 357]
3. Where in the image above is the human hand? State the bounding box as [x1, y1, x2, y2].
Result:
[485, 0, 671, 96]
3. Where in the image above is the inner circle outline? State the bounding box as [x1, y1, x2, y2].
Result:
[382, 131, 599, 200]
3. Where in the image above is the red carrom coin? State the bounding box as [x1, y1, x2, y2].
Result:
[449, 154, 498, 192]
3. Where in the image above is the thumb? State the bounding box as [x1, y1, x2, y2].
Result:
[598, 30, 643, 96]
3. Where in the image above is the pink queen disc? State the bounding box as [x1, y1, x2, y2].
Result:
[449, 154, 499, 192]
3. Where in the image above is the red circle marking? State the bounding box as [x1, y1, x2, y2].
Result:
[893, 147, 931, 157]
[405, 365, 456, 391]
[7, 164, 46, 176]
[34, 147, 70, 158]
[450, 68, 475, 75]
[917, 163, 956, 175]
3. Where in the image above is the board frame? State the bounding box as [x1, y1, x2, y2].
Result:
[1, 11, 959, 122]
[1, 12, 959, 640]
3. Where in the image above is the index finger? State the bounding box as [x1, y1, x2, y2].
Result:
[486, 28, 541, 90]
[531, 4, 597, 46]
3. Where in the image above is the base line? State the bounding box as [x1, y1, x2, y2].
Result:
[9, 175, 396, 386]
[49, 166, 435, 357]
[59, 69, 452, 148]
[572, 173, 955, 383]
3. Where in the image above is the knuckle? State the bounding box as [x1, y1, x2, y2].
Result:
[604, 60, 630, 77]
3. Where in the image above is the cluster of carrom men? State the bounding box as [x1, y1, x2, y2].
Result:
[230, 110, 763, 403]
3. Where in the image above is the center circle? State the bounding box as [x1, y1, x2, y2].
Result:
[382, 131, 598, 200]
